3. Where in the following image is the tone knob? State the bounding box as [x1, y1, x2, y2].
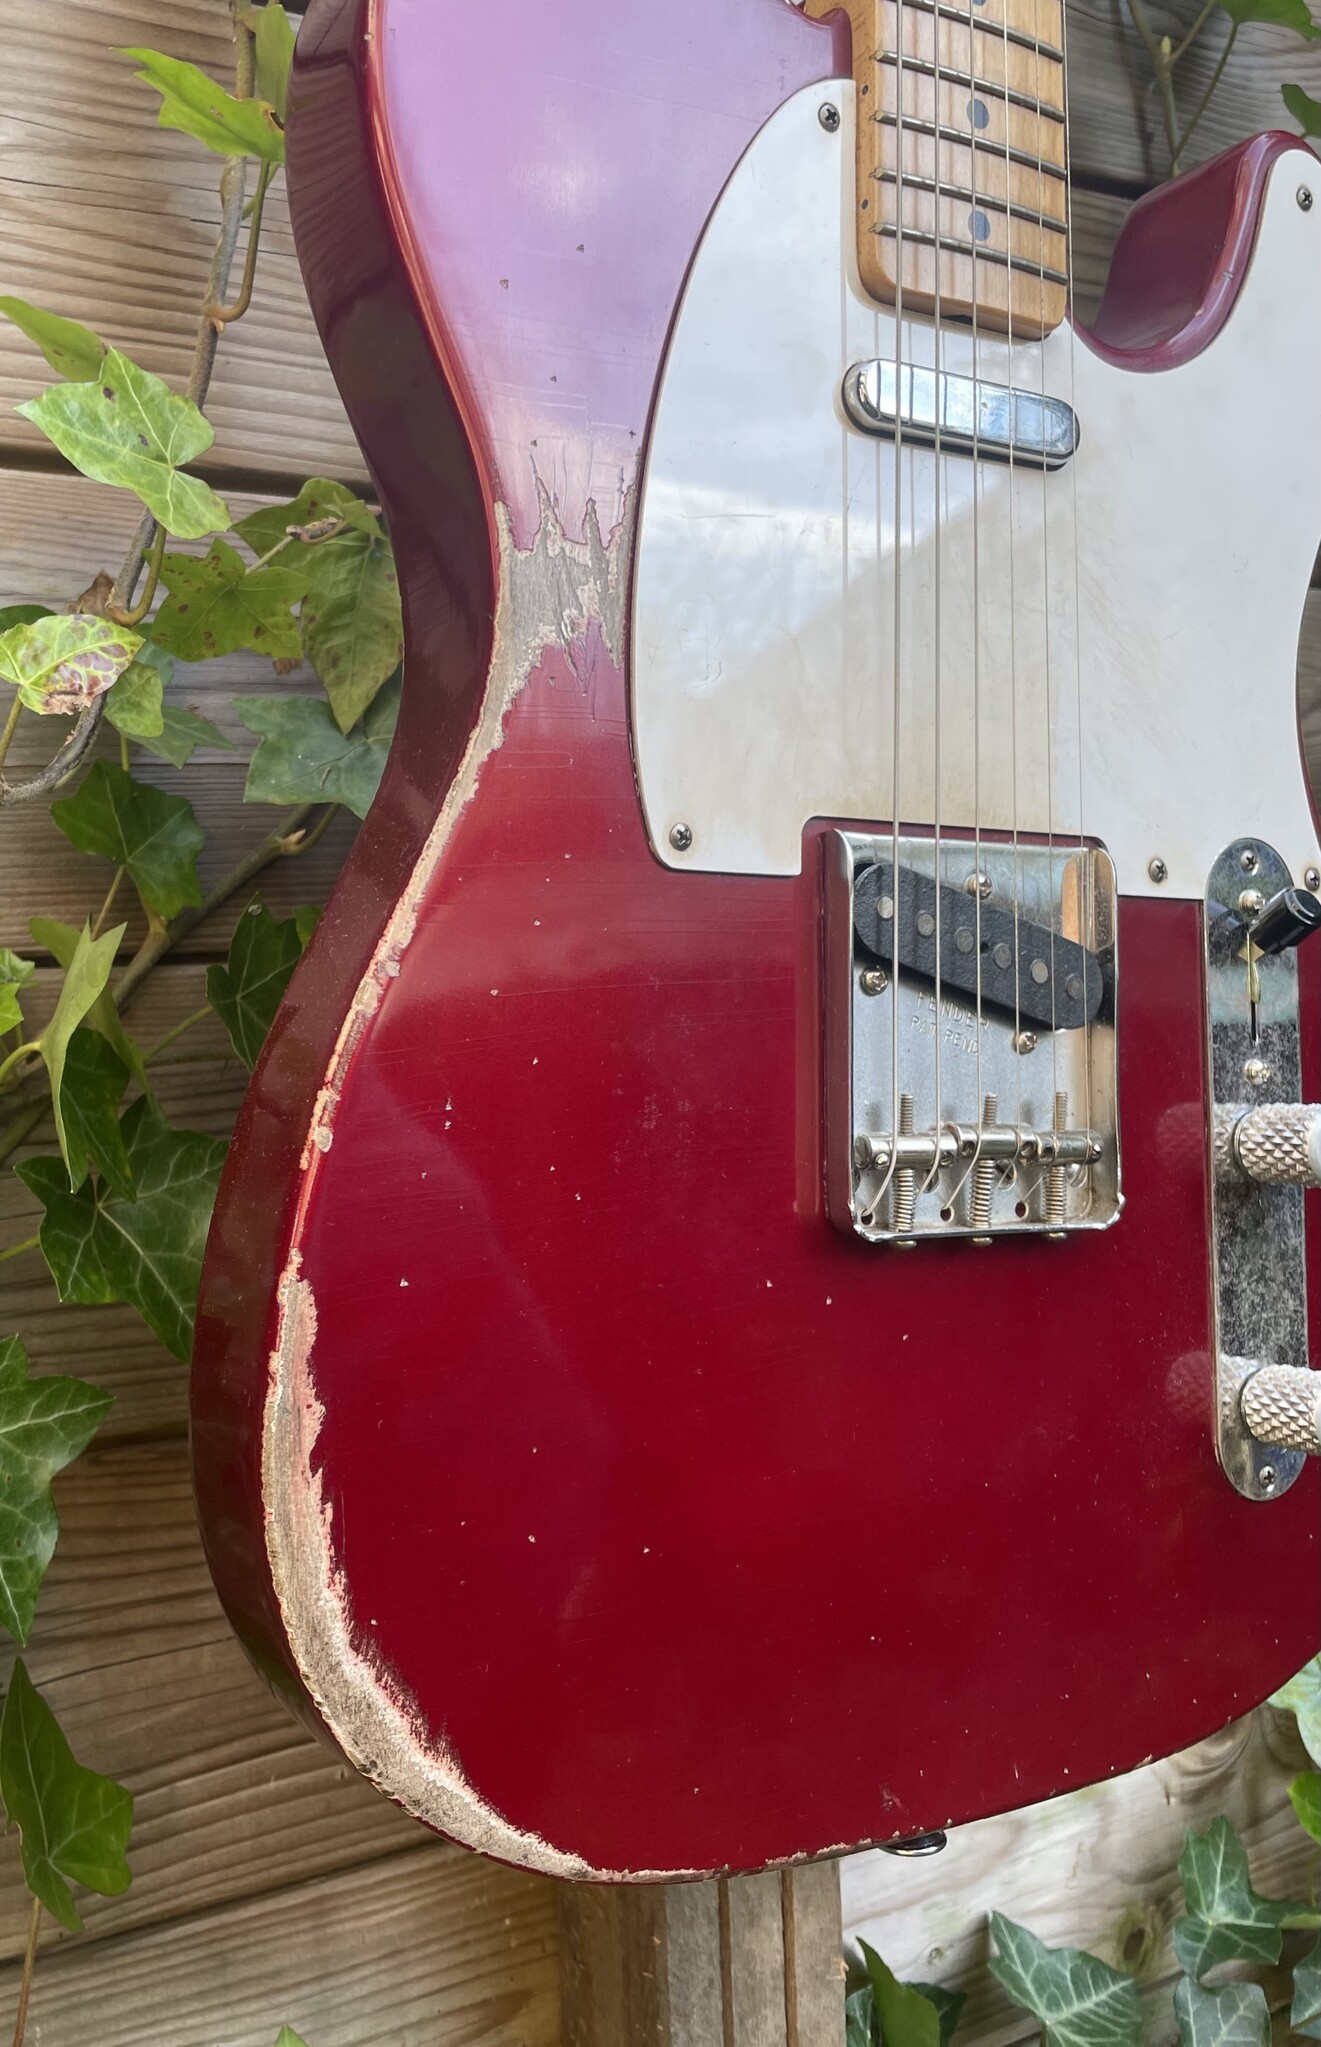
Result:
[1221, 1103, 1321, 1187]
[1240, 1363, 1321, 1458]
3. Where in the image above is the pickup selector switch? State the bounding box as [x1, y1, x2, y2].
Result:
[1248, 885, 1321, 956]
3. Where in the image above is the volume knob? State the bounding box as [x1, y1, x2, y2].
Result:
[1223, 1103, 1321, 1187]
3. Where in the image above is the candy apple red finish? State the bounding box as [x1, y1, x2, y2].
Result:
[191, 0, 1321, 1880]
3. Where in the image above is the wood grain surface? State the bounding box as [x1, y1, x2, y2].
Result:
[0, 1, 1318, 2042]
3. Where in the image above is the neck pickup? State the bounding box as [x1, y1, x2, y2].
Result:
[842, 356, 1080, 466]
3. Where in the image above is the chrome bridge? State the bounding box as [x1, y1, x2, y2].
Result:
[825, 831, 1120, 1243]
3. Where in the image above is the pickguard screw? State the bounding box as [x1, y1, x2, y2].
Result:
[1013, 1029, 1037, 1054]
[1239, 846, 1259, 873]
[1305, 866, 1321, 892]
[1244, 1057, 1272, 1086]
[819, 101, 841, 130]
[1298, 187, 1314, 211]
[1260, 1465, 1278, 1491]
[1148, 857, 1167, 884]
[668, 822, 693, 852]
[860, 967, 889, 995]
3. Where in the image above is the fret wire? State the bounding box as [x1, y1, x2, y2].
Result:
[873, 220, 1069, 286]
[875, 49, 1066, 123]
[874, 110, 1067, 180]
[887, 0, 1065, 66]
[874, 167, 1068, 233]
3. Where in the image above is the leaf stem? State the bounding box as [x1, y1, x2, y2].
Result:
[0, 1102, 47, 1169]
[0, 1042, 40, 1094]
[291, 802, 341, 856]
[91, 868, 127, 942]
[145, 1005, 213, 1063]
[110, 526, 168, 630]
[10, 1895, 39, 2047]
[1126, 0, 1182, 173]
[0, 694, 23, 779]
[210, 162, 274, 325]
[1173, 21, 1238, 170]
[1170, 0, 1222, 66]
[0, 1235, 41, 1269]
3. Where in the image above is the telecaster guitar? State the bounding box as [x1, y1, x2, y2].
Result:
[193, 0, 1321, 1880]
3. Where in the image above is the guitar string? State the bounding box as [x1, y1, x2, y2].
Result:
[889, 0, 909, 1221]
[995, 0, 1026, 1160]
[929, 0, 949, 1202]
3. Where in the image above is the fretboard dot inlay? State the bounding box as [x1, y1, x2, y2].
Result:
[968, 97, 991, 127]
[969, 208, 992, 240]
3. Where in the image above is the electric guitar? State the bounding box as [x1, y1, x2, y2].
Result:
[192, 0, 1321, 1881]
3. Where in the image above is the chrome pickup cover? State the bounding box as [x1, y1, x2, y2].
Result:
[842, 359, 1080, 469]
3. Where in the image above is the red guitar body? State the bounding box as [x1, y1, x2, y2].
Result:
[192, 0, 1320, 1880]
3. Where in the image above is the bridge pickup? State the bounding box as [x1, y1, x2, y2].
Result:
[842, 359, 1079, 469]
[853, 860, 1103, 1031]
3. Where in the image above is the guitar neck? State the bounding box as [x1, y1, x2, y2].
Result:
[805, 0, 1069, 336]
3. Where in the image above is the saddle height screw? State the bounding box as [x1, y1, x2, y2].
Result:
[891, 1094, 918, 1240]
[668, 822, 693, 852]
[968, 1094, 999, 1241]
[819, 101, 841, 131]
[1147, 857, 1168, 884]
[1299, 187, 1315, 211]
[1306, 866, 1321, 892]
[1045, 1091, 1070, 1235]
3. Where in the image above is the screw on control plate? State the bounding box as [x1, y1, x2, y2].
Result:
[1240, 846, 1260, 874]
[668, 822, 693, 852]
[1299, 187, 1315, 212]
[1260, 1465, 1277, 1492]
[819, 101, 841, 130]
[1148, 857, 1168, 884]
[1306, 867, 1321, 892]
[1244, 1057, 1272, 1086]
[1239, 888, 1265, 917]
[860, 967, 889, 995]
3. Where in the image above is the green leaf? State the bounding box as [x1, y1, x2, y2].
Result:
[236, 675, 399, 818]
[1173, 1818, 1310, 1979]
[1173, 1978, 1269, 2047]
[104, 643, 169, 741]
[17, 1097, 227, 1362]
[0, 613, 142, 715]
[1283, 80, 1321, 130]
[1272, 1659, 1321, 1766]
[51, 761, 203, 920]
[29, 917, 146, 1093]
[17, 349, 230, 540]
[144, 701, 234, 769]
[207, 899, 308, 1069]
[0, 298, 104, 382]
[34, 920, 126, 1187]
[989, 1915, 1144, 2047]
[910, 1982, 966, 2047]
[847, 1987, 879, 2047]
[0, 1658, 132, 1930]
[0, 606, 52, 634]
[151, 539, 303, 663]
[234, 478, 380, 576]
[294, 904, 321, 947]
[274, 2032, 310, 2047]
[1220, 0, 1320, 30]
[1295, 1937, 1321, 2040]
[860, 1944, 941, 2047]
[301, 527, 403, 732]
[1291, 1772, 1321, 1843]
[122, 47, 286, 163]
[58, 1029, 132, 1197]
[0, 1337, 112, 1646]
[251, 5, 296, 123]
[0, 950, 35, 1038]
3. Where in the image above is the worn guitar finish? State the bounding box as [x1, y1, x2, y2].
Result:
[192, 0, 1321, 1880]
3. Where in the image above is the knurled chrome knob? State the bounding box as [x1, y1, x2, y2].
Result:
[1240, 1363, 1321, 1458]
[1219, 1103, 1321, 1187]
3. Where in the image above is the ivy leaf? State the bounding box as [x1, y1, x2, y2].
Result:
[301, 527, 403, 732]
[910, 1982, 966, 2047]
[1272, 1659, 1321, 1766]
[250, 5, 297, 123]
[0, 606, 52, 634]
[58, 1030, 132, 1197]
[1173, 1818, 1310, 1979]
[236, 675, 399, 818]
[1283, 80, 1321, 130]
[122, 47, 286, 163]
[1220, 0, 1320, 30]
[51, 761, 204, 921]
[1291, 1772, 1321, 1843]
[0, 1337, 112, 1646]
[0, 1659, 132, 1931]
[860, 1944, 941, 2047]
[0, 950, 35, 1038]
[29, 917, 146, 1093]
[1173, 1978, 1269, 2047]
[17, 350, 230, 541]
[0, 298, 103, 383]
[1295, 1938, 1321, 2040]
[234, 477, 380, 578]
[847, 1988, 878, 2047]
[33, 921, 126, 1187]
[104, 643, 169, 741]
[151, 540, 303, 663]
[274, 2033, 310, 2047]
[147, 702, 234, 768]
[17, 1097, 227, 1362]
[207, 900, 310, 1070]
[0, 613, 142, 716]
[989, 1914, 1144, 2047]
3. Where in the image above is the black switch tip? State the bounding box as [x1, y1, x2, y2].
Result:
[1249, 886, 1321, 957]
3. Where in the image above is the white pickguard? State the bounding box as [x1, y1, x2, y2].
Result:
[632, 85, 1321, 897]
